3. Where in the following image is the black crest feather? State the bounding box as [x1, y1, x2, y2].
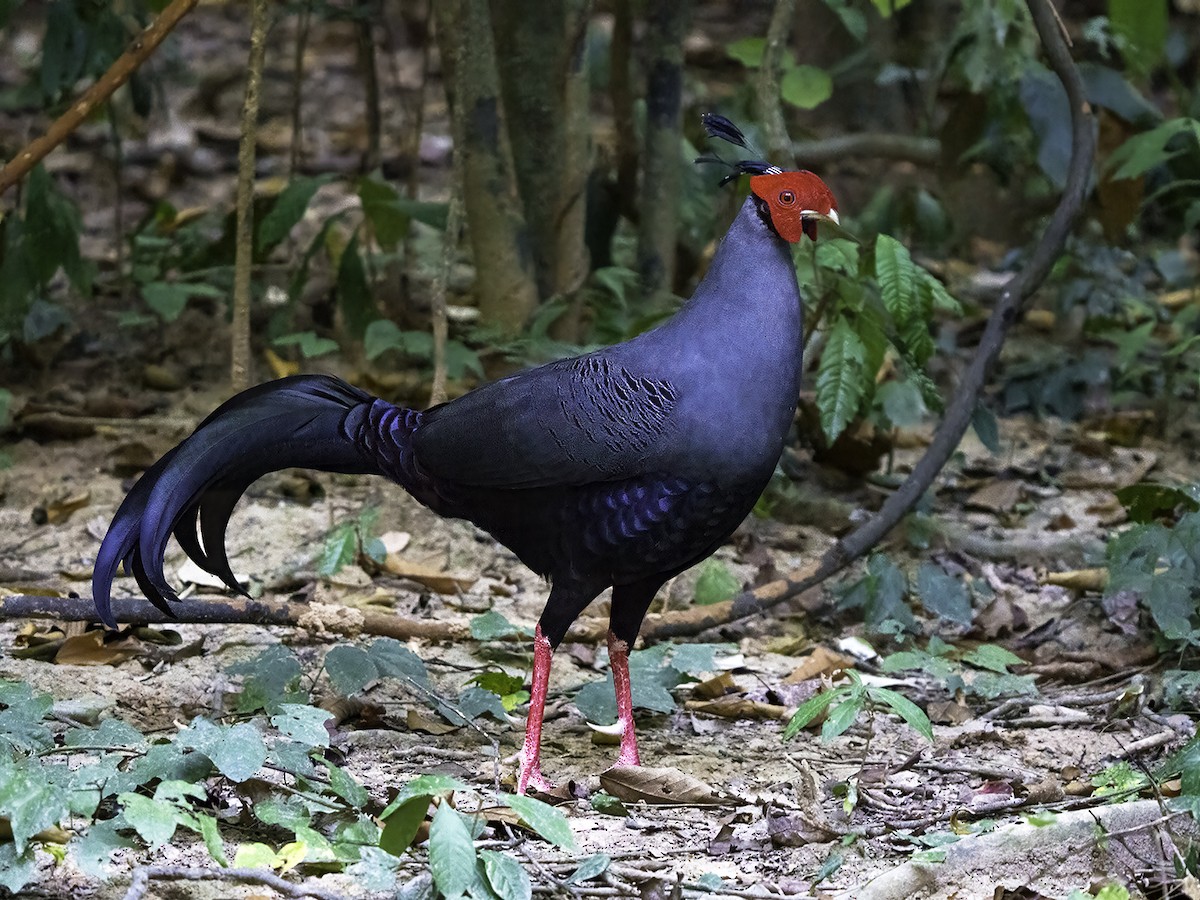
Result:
[696, 113, 781, 184]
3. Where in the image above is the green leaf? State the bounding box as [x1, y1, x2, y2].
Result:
[196, 813, 229, 867]
[319, 523, 357, 576]
[273, 331, 339, 358]
[445, 339, 485, 380]
[380, 796, 428, 855]
[119, 793, 182, 850]
[270, 704, 333, 748]
[726, 37, 765, 67]
[783, 687, 846, 740]
[480, 850, 532, 900]
[915, 563, 973, 625]
[815, 317, 867, 442]
[962, 644, 1024, 674]
[229, 645, 306, 713]
[337, 230, 376, 339]
[1022, 809, 1058, 827]
[875, 380, 926, 428]
[693, 558, 740, 606]
[780, 65, 833, 110]
[69, 819, 135, 879]
[0, 757, 68, 853]
[821, 695, 863, 741]
[382, 774, 470, 815]
[347, 846, 401, 892]
[0, 843, 37, 894]
[875, 233, 919, 329]
[429, 803, 477, 900]
[359, 176, 410, 250]
[323, 761, 370, 809]
[64, 718, 147, 751]
[368, 638, 431, 686]
[0, 388, 12, 429]
[468, 671, 526, 698]
[364, 318, 407, 360]
[971, 404, 1001, 454]
[469, 609, 528, 641]
[258, 175, 334, 252]
[0, 682, 54, 752]
[502, 794, 576, 849]
[180, 718, 266, 783]
[566, 853, 611, 884]
[141, 282, 204, 322]
[1106, 118, 1200, 180]
[1108, 0, 1167, 75]
[869, 0, 913, 16]
[1115, 483, 1200, 524]
[867, 687, 933, 741]
[233, 842, 280, 869]
[24, 164, 90, 294]
[325, 645, 379, 696]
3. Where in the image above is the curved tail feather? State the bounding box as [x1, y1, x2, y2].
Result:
[92, 375, 412, 628]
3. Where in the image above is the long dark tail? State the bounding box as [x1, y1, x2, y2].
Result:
[92, 375, 419, 628]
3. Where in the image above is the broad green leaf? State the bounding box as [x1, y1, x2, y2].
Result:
[233, 842, 280, 869]
[181, 719, 266, 783]
[962, 644, 1023, 674]
[447, 687, 508, 724]
[874, 234, 918, 329]
[325, 645, 379, 696]
[382, 774, 470, 816]
[0, 682, 54, 752]
[867, 687, 934, 742]
[337, 230, 375, 339]
[323, 761, 370, 809]
[567, 853, 611, 884]
[1023, 809, 1058, 827]
[368, 638, 431, 686]
[1107, 118, 1200, 181]
[272, 331, 339, 358]
[815, 317, 867, 442]
[364, 318, 407, 360]
[254, 797, 312, 831]
[196, 813, 228, 867]
[780, 65, 833, 110]
[445, 339, 485, 380]
[270, 704, 332, 748]
[502, 794, 576, 849]
[229, 645, 306, 713]
[693, 558, 740, 606]
[480, 850, 532, 900]
[869, 0, 913, 16]
[380, 796, 428, 855]
[319, 523, 357, 576]
[64, 718, 147, 751]
[119, 793, 182, 850]
[726, 37, 765, 67]
[468, 671, 526, 698]
[915, 563, 973, 625]
[0, 388, 11, 429]
[971, 404, 1001, 454]
[0, 758, 68, 852]
[429, 804, 477, 900]
[1116, 483, 1200, 524]
[258, 175, 334, 252]
[820, 696, 863, 741]
[469, 610, 529, 641]
[348, 846, 401, 892]
[1109, 0, 1167, 75]
[875, 380, 925, 428]
[359, 176, 410, 250]
[670, 643, 736, 677]
[0, 843, 37, 894]
[783, 688, 845, 740]
[69, 819, 135, 879]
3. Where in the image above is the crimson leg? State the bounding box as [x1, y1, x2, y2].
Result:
[607, 630, 641, 766]
[516, 624, 555, 794]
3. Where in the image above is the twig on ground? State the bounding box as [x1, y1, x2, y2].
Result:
[121, 865, 346, 900]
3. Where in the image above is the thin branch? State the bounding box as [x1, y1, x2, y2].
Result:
[651, 0, 1097, 640]
[231, 0, 271, 393]
[0, 0, 199, 198]
[791, 132, 941, 167]
[756, 0, 797, 162]
[428, 187, 462, 407]
[122, 866, 347, 900]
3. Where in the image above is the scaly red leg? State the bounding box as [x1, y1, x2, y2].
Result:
[516, 625, 556, 794]
[607, 630, 641, 767]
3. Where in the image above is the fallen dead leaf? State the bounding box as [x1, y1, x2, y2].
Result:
[684, 697, 791, 721]
[965, 478, 1024, 513]
[383, 558, 474, 594]
[783, 645, 857, 683]
[1060, 447, 1157, 490]
[405, 709, 458, 734]
[33, 490, 91, 526]
[599, 765, 731, 806]
[692, 671, 737, 699]
[55, 630, 141, 666]
[1042, 568, 1107, 592]
[927, 699, 973, 725]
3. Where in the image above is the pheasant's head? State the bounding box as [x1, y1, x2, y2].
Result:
[749, 170, 839, 244]
[697, 113, 840, 243]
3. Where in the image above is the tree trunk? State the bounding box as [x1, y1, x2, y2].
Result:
[434, 0, 539, 335]
[491, 0, 592, 325]
[636, 0, 691, 298]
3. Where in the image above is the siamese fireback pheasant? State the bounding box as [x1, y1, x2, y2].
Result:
[92, 115, 839, 794]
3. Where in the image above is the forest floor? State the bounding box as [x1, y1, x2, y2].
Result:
[2, 3, 1200, 899]
[2, 378, 1199, 899]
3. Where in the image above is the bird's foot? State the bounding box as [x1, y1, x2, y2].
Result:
[613, 743, 641, 768]
[515, 755, 556, 795]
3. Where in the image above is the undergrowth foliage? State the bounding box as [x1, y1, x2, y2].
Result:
[0, 639, 574, 897]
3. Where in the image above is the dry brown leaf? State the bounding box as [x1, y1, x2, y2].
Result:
[35, 490, 91, 525]
[599, 765, 730, 805]
[692, 671, 737, 700]
[264, 347, 300, 380]
[1042, 568, 1108, 592]
[927, 699, 973, 725]
[684, 697, 791, 721]
[405, 709, 458, 734]
[965, 478, 1023, 513]
[1060, 447, 1157, 490]
[55, 630, 140, 666]
[783, 645, 857, 683]
[383, 558, 474, 594]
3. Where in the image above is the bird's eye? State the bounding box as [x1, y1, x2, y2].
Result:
[779, 190, 796, 206]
